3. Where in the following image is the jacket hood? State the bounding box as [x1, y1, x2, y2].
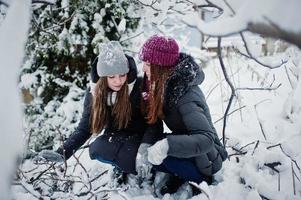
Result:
[165, 53, 205, 107]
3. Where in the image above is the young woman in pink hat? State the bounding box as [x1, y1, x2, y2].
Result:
[139, 35, 228, 194]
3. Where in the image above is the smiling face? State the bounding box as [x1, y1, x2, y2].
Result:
[142, 62, 151, 80]
[107, 74, 127, 91]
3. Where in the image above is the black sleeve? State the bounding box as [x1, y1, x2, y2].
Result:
[141, 119, 164, 145]
[57, 89, 92, 159]
[167, 101, 214, 158]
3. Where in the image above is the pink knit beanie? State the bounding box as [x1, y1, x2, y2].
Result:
[140, 35, 179, 67]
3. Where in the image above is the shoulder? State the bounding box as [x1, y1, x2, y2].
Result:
[176, 86, 205, 107]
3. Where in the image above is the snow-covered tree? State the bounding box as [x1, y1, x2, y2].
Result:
[20, 0, 140, 151]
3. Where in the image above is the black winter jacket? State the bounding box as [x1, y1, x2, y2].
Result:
[58, 55, 163, 174]
[163, 53, 228, 176]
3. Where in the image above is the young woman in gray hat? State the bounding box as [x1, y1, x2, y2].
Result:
[38, 41, 163, 182]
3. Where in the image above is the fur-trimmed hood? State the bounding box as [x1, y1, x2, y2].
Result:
[165, 53, 205, 107]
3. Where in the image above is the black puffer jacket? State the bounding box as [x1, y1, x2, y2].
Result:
[58, 55, 163, 174]
[163, 53, 228, 176]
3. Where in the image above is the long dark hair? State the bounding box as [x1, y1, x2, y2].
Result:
[141, 64, 173, 124]
[91, 77, 131, 134]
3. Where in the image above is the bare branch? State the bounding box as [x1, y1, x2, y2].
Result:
[28, 163, 55, 184]
[222, 0, 235, 14]
[254, 104, 267, 141]
[196, 0, 223, 12]
[239, 140, 258, 151]
[239, 32, 288, 69]
[72, 154, 93, 195]
[120, 31, 144, 43]
[217, 37, 236, 146]
[267, 143, 301, 174]
[251, 140, 260, 155]
[136, 0, 161, 12]
[214, 105, 246, 124]
[236, 83, 282, 91]
[0, 1, 8, 7]
[292, 162, 296, 195]
[32, 0, 55, 5]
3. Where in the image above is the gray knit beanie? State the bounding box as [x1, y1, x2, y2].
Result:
[97, 41, 129, 77]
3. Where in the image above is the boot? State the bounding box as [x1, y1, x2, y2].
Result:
[160, 175, 184, 195]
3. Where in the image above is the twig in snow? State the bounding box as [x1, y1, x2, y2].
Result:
[228, 146, 247, 158]
[239, 140, 258, 151]
[72, 154, 94, 197]
[292, 162, 296, 195]
[90, 169, 109, 183]
[254, 104, 267, 141]
[262, 162, 282, 192]
[29, 163, 55, 184]
[267, 143, 301, 175]
[251, 140, 260, 156]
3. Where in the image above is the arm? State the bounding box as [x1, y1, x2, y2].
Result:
[167, 101, 215, 158]
[57, 89, 92, 159]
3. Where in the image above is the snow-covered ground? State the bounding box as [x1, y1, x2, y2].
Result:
[13, 46, 301, 200]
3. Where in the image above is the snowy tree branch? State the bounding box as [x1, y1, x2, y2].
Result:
[0, 1, 8, 7]
[32, 0, 55, 5]
[0, 0, 55, 7]
[238, 32, 288, 69]
[55, 126, 68, 177]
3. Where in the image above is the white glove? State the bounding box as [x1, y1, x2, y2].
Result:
[147, 138, 169, 165]
[37, 150, 64, 163]
[136, 143, 152, 179]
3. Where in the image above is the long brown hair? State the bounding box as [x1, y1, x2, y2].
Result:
[91, 77, 131, 134]
[142, 64, 173, 124]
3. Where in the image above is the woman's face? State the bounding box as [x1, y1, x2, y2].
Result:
[107, 74, 127, 91]
[142, 62, 151, 80]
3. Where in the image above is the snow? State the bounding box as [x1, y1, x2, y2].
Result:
[190, 0, 301, 37]
[12, 45, 301, 199]
[0, 0, 30, 198]
[4, 0, 301, 199]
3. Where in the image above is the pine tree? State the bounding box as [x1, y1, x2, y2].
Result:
[21, 0, 140, 151]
